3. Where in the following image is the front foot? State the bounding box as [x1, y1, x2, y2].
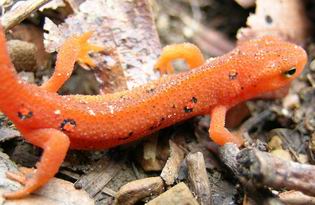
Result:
[77, 32, 104, 67]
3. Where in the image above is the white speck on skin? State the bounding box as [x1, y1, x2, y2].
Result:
[54, 110, 61, 115]
[88, 107, 96, 116]
[108, 105, 114, 114]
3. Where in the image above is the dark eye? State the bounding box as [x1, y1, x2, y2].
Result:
[283, 67, 296, 78]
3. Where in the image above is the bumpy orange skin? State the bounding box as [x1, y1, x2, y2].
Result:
[0, 25, 307, 199]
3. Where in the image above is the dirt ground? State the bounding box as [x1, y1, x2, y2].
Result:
[0, 0, 315, 205]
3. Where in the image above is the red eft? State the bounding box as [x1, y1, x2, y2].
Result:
[0, 25, 307, 199]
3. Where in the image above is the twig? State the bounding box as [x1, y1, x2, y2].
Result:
[219, 144, 284, 205]
[1, 0, 52, 31]
[186, 152, 212, 205]
[237, 148, 315, 197]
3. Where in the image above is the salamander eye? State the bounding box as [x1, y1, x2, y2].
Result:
[283, 67, 296, 78]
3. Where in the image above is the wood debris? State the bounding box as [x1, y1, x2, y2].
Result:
[186, 152, 211, 205]
[160, 140, 185, 185]
[238, 148, 315, 197]
[146, 182, 199, 205]
[114, 176, 164, 205]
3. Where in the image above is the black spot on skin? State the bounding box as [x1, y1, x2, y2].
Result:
[146, 88, 156, 94]
[18, 111, 33, 120]
[191, 97, 198, 103]
[241, 86, 244, 90]
[126, 64, 133, 69]
[160, 117, 165, 121]
[184, 107, 193, 113]
[60, 119, 76, 132]
[119, 132, 133, 141]
[172, 104, 176, 109]
[265, 15, 273, 24]
[228, 71, 238, 80]
[119, 136, 130, 141]
[149, 126, 155, 130]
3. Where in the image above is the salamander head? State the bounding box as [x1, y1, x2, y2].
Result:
[235, 36, 307, 97]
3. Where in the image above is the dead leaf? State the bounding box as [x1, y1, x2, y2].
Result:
[237, 0, 310, 45]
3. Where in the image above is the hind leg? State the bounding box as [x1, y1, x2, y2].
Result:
[4, 128, 70, 199]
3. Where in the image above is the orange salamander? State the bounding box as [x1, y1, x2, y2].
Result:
[0, 25, 307, 199]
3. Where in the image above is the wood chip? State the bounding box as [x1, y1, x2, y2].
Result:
[160, 140, 185, 185]
[186, 152, 211, 205]
[147, 182, 199, 205]
[114, 176, 164, 205]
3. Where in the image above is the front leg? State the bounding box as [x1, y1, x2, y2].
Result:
[41, 32, 103, 92]
[209, 105, 244, 147]
[4, 128, 70, 199]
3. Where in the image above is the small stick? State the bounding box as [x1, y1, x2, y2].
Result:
[1, 0, 52, 31]
[186, 152, 212, 205]
[219, 144, 283, 204]
[237, 148, 315, 197]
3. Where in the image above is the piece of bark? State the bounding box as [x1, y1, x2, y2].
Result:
[146, 182, 199, 205]
[160, 140, 185, 185]
[74, 156, 124, 198]
[186, 152, 211, 205]
[237, 0, 310, 45]
[237, 148, 315, 197]
[114, 177, 164, 205]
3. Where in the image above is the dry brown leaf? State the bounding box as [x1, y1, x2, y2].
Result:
[0, 178, 94, 205]
[237, 0, 309, 45]
[44, 0, 161, 93]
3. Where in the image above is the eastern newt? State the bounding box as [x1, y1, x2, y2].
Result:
[0, 26, 307, 199]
